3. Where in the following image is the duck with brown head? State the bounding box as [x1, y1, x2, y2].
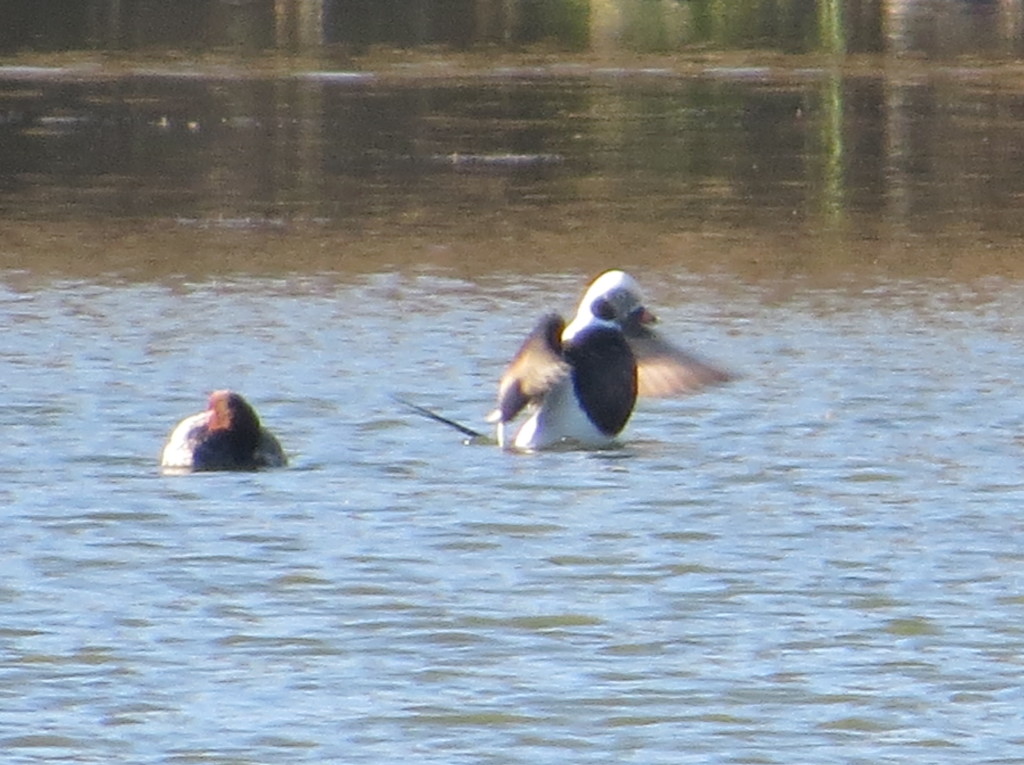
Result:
[160, 390, 287, 471]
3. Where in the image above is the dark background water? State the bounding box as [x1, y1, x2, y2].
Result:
[3, 0, 1022, 57]
[2, 0, 873, 54]
[3, 59, 1024, 282]
[4, 0, 1024, 282]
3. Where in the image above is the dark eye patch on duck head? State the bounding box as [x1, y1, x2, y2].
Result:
[590, 297, 617, 322]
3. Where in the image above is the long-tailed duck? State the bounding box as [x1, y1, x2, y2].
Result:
[490, 270, 731, 450]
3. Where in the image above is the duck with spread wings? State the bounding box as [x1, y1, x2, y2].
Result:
[490, 270, 732, 451]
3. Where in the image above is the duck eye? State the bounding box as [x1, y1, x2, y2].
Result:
[591, 297, 616, 321]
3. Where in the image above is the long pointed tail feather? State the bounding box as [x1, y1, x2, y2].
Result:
[391, 395, 486, 440]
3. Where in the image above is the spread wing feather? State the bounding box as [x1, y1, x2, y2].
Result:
[624, 323, 734, 398]
[490, 314, 570, 424]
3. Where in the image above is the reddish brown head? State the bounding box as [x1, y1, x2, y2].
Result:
[207, 390, 261, 438]
[189, 390, 265, 469]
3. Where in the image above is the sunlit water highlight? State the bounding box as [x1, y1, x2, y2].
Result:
[4, 269, 1024, 763]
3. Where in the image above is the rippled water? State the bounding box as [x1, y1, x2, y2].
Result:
[4, 264, 1024, 763]
[4, 49, 1024, 763]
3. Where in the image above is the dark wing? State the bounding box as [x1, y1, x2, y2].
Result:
[490, 314, 570, 424]
[255, 429, 288, 468]
[623, 322, 734, 398]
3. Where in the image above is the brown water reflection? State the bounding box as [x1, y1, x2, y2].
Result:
[2, 58, 1024, 287]
[4, 216, 1024, 291]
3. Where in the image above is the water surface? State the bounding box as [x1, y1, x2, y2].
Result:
[3, 57, 1024, 764]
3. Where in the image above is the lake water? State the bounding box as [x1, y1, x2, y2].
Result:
[3, 54, 1024, 764]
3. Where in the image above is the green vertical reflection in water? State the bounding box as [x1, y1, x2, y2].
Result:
[820, 72, 846, 228]
[819, 0, 846, 229]
[819, 0, 847, 55]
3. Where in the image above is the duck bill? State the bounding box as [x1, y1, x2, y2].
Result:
[634, 306, 657, 326]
